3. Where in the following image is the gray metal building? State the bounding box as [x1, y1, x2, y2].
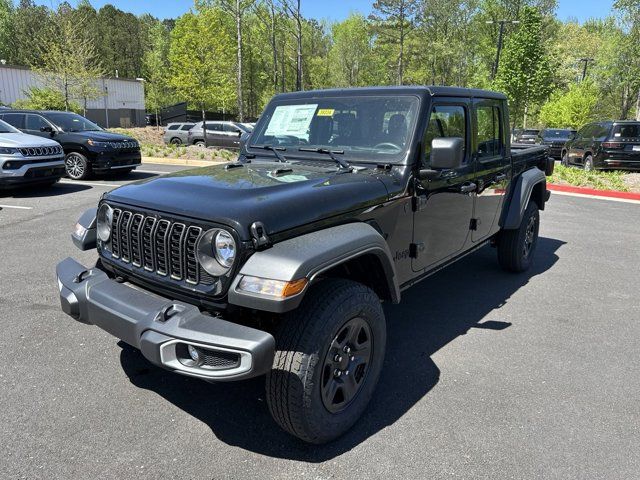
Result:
[0, 64, 146, 127]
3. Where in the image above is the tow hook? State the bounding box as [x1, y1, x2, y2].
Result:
[73, 269, 90, 283]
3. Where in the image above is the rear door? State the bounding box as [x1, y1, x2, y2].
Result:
[606, 123, 640, 165]
[412, 99, 474, 272]
[471, 99, 510, 242]
[569, 124, 592, 165]
[204, 122, 226, 147]
[179, 123, 194, 142]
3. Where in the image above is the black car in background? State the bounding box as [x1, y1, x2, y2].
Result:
[562, 121, 640, 171]
[0, 110, 141, 180]
[538, 128, 576, 159]
[514, 129, 540, 144]
[187, 121, 252, 148]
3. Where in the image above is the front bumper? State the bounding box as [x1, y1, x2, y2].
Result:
[0, 159, 66, 186]
[56, 257, 275, 381]
[91, 151, 142, 172]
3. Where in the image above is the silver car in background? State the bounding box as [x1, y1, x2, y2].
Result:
[163, 122, 195, 145]
[0, 119, 66, 188]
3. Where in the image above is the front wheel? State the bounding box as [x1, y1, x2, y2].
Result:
[497, 201, 540, 273]
[584, 155, 594, 171]
[65, 152, 91, 180]
[266, 279, 386, 444]
[194, 140, 206, 148]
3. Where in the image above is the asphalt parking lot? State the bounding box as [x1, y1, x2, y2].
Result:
[1, 165, 639, 479]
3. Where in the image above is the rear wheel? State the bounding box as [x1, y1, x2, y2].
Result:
[65, 152, 90, 180]
[170, 137, 182, 145]
[266, 279, 386, 444]
[497, 201, 540, 273]
[584, 155, 594, 171]
[194, 140, 206, 148]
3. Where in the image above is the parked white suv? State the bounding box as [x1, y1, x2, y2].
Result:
[0, 119, 65, 188]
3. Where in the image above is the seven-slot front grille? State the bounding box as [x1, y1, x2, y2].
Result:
[19, 145, 63, 157]
[109, 207, 205, 285]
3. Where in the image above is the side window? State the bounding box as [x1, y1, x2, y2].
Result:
[595, 124, 610, 141]
[476, 105, 503, 158]
[206, 122, 222, 131]
[181, 124, 194, 131]
[167, 124, 180, 130]
[423, 105, 466, 166]
[223, 123, 241, 134]
[2, 113, 25, 129]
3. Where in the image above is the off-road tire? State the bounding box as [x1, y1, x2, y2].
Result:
[584, 155, 594, 171]
[65, 152, 91, 180]
[266, 279, 386, 444]
[497, 201, 539, 273]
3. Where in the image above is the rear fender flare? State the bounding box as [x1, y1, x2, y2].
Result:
[228, 223, 400, 313]
[501, 168, 546, 230]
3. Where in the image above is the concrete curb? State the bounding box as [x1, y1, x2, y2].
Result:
[142, 156, 227, 167]
[548, 183, 640, 201]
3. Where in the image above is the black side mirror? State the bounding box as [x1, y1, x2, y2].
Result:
[430, 137, 465, 169]
[40, 126, 54, 133]
[239, 131, 251, 150]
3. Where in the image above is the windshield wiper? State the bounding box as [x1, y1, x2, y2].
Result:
[298, 147, 350, 169]
[252, 144, 288, 163]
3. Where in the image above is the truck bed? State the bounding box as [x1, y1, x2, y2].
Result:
[511, 144, 551, 177]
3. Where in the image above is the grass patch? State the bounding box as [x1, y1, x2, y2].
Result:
[549, 165, 629, 192]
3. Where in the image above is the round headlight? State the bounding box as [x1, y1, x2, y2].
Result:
[197, 228, 237, 276]
[96, 203, 113, 242]
[214, 230, 236, 268]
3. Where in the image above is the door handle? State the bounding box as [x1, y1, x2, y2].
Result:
[495, 173, 507, 182]
[460, 182, 477, 193]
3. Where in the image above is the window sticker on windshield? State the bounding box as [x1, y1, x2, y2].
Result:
[316, 108, 335, 117]
[265, 104, 318, 137]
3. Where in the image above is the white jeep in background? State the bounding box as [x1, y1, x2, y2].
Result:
[0, 118, 66, 188]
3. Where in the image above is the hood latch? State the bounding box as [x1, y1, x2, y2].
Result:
[250, 221, 271, 250]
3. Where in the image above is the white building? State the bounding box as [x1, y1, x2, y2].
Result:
[0, 64, 146, 127]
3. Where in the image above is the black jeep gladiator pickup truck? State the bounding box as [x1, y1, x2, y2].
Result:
[56, 86, 553, 444]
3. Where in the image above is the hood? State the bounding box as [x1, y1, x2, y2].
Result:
[0, 132, 61, 147]
[105, 161, 391, 241]
[64, 131, 135, 142]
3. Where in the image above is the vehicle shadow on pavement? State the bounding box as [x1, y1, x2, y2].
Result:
[2, 182, 92, 198]
[118, 237, 564, 461]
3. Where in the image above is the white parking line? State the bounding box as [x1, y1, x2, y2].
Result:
[58, 180, 122, 188]
[136, 169, 169, 174]
[550, 190, 640, 205]
[0, 204, 33, 210]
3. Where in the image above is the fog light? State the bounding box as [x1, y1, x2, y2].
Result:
[187, 344, 200, 362]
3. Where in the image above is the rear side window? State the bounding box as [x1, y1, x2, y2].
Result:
[476, 105, 503, 158]
[223, 123, 241, 133]
[180, 124, 194, 130]
[611, 124, 640, 138]
[1, 113, 25, 129]
[423, 105, 466, 166]
[167, 124, 180, 130]
[205, 122, 222, 131]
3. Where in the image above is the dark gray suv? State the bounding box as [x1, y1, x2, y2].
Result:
[187, 121, 252, 149]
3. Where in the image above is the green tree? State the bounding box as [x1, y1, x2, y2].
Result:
[13, 86, 81, 112]
[494, 6, 554, 128]
[369, 0, 419, 85]
[143, 21, 173, 126]
[539, 81, 599, 128]
[0, 0, 14, 64]
[613, 0, 640, 119]
[34, 7, 105, 112]
[329, 14, 377, 87]
[169, 8, 235, 129]
[12, 0, 54, 67]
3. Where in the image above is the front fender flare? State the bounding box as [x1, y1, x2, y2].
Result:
[501, 168, 546, 230]
[228, 223, 399, 313]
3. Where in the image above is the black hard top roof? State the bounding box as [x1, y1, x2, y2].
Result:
[274, 85, 507, 101]
[2, 109, 80, 115]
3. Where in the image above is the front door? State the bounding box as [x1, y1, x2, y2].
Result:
[412, 101, 474, 272]
[472, 100, 510, 241]
[25, 114, 54, 139]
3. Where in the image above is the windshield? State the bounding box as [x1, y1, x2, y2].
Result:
[0, 118, 19, 134]
[542, 129, 574, 139]
[46, 113, 102, 132]
[249, 95, 420, 164]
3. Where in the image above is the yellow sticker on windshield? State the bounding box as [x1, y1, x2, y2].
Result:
[317, 108, 335, 117]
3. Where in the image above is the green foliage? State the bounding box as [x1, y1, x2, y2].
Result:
[329, 14, 378, 87]
[494, 6, 554, 127]
[13, 86, 81, 112]
[549, 165, 630, 192]
[539, 82, 599, 128]
[169, 8, 235, 116]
